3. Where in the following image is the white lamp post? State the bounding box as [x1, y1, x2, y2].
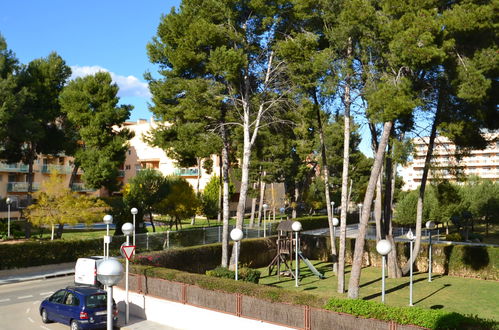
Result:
[358, 203, 363, 223]
[121, 222, 134, 324]
[263, 203, 269, 237]
[97, 259, 124, 330]
[376, 239, 392, 303]
[426, 221, 436, 282]
[230, 228, 244, 280]
[103, 215, 113, 259]
[130, 208, 138, 246]
[407, 229, 416, 306]
[292, 221, 302, 287]
[279, 207, 285, 220]
[6, 197, 12, 238]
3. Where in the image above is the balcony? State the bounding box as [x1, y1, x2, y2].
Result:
[173, 168, 199, 177]
[71, 183, 96, 192]
[41, 164, 73, 174]
[118, 170, 125, 177]
[7, 182, 40, 192]
[0, 163, 29, 173]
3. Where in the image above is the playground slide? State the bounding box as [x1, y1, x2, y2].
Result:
[298, 252, 325, 279]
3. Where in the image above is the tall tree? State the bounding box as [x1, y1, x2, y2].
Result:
[60, 71, 133, 192]
[0, 52, 71, 237]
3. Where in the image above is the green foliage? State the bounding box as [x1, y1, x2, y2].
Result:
[123, 169, 170, 232]
[324, 298, 496, 329]
[445, 233, 463, 242]
[25, 171, 108, 239]
[60, 71, 133, 191]
[200, 175, 220, 219]
[206, 266, 261, 284]
[156, 176, 199, 229]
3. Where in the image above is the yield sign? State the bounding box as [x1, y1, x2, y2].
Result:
[121, 245, 136, 261]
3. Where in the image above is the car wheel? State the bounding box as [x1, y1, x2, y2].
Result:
[41, 309, 51, 323]
[70, 320, 81, 330]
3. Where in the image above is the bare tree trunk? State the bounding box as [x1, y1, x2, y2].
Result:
[292, 184, 299, 219]
[348, 120, 393, 299]
[402, 107, 440, 275]
[314, 97, 337, 272]
[257, 177, 266, 226]
[337, 38, 352, 293]
[384, 135, 402, 278]
[249, 181, 258, 227]
[191, 157, 202, 225]
[218, 155, 222, 223]
[221, 128, 231, 268]
[370, 123, 382, 242]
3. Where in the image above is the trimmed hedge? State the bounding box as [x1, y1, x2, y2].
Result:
[0, 236, 126, 270]
[324, 298, 497, 330]
[206, 266, 261, 283]
[300, 235, 499, 280]
[128, 264, 497, 330]
[132, 237, 276, 274]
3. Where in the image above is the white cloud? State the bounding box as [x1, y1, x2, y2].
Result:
[70, 65, 151, 98]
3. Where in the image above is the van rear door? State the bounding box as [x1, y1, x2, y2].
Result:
[74, 258, 96, 286]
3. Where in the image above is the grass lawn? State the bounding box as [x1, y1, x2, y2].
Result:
[256, 260, 499, 321]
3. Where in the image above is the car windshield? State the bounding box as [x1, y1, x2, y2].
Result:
[85, 293, 107, 308]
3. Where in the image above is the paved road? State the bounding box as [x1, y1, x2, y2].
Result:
[0, 276, 73, 330]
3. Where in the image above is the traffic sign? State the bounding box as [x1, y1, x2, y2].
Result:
[121, 245, 136, 261]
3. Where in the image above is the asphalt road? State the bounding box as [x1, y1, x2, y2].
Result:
[0, 276, 73, 330]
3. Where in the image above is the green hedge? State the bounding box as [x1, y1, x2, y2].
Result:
[324, 297, 497, 330]
[128, 264, 496, 330]
[0, 236, 126, 270]
[132, 237, 276, 274]
[206, 266, 261, 283]
[300, 235, 499, 280]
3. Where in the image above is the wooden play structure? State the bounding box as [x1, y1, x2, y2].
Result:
[268, 220, 325, 280]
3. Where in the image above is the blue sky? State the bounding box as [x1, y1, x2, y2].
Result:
[0, 0, 180, 121]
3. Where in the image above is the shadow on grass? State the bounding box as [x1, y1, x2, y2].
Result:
[362, 274, 444, 301]
[414, 284, 451, 304]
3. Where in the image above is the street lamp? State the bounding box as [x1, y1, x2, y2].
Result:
[122, 222, 134, 325]
[103, 215, 113, 259]
[130, 208, 138, 246]
[97, 259, 124, 330]
[230, 228, 244, 280]
[6, 197, 12, 238]
[292, 221, 302, 287]
[426, 221, 436, 282]
[376, 239, 392, 303]
[358, 203, 363, 223]
[263, 203, 269, 237]
[279, 207, 285, 220]
[407, 229, 416, 306]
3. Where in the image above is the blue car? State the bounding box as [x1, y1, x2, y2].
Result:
[39, 286, 117, 329]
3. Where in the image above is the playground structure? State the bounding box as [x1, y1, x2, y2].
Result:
[268, 220, 325, 280]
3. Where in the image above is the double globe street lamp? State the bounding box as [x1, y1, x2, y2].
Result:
[97, 258, 124, 330]
[131, 207, 138, 246]
[103, 214, 113, 259]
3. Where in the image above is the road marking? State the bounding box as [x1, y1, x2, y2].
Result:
[26, 307, 31, 313]
[28, 317, 34, 323]
[40, 292, 53, 296]
[41, 326, 50, 330]
[0, 298, 10, 303]
[18, 295, 34, 299]
[33, 300, 39, 305]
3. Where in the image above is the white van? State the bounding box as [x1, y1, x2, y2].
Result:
[74, 256, 105, 287]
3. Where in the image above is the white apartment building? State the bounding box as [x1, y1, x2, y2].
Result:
[400, 132, 499, 191]
[121, 118, 220, 193]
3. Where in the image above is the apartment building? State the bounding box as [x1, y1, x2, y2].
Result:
[121, 118, 220, 192]
[400, 132, 499, 191]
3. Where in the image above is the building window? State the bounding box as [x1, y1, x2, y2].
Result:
[128, 149, 131, 155]
[125, 165, 131, 170]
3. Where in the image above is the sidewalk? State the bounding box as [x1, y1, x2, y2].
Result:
[0, 262, 75, 285]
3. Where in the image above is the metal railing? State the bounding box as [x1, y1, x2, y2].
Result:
[71, 183, 96, 192]
[0, 163, 29, 173]
[173, 168, 199, 176]
[7, 182, 40, 192]
[41, 164, 73, 174]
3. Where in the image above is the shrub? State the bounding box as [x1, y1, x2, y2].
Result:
[446, 233, 463, 241]
[206, 266, 261, 284]
[324, 297, 497, 330]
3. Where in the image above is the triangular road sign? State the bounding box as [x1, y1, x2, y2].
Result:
[121, 245, 136, 261]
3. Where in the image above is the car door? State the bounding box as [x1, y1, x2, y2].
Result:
[46, 289, 67, 323]
[60, 291, 80, 325]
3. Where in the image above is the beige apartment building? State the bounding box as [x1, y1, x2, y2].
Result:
[121, 118, 220, 193]
[400, 132, 499, 191]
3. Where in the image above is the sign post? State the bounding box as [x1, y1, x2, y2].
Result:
[121, 222, 135, 325]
